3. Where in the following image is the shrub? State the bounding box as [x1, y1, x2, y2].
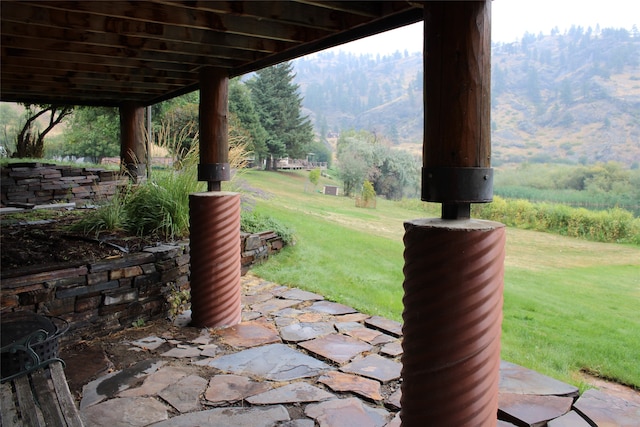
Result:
[474, 196, 639, 244]
[241, 210, 295, 245]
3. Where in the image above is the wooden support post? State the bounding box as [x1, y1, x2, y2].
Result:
[198, 67, 230, 191]
[119, 102, 146, 182]
[401, 3, 504, 427]
[421, 1, 492, 219]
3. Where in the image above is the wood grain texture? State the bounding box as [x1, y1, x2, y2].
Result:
[423, 1, 491, 169]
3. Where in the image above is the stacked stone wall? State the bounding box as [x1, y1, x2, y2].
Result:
[1, 232, 284, 341]
[1, 243, 190, 342]
[1, 162, 126, 207]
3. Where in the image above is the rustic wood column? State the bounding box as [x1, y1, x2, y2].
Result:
[190, 67, 241, 328]
[401, 2, 504, 426]
[422, 0, 492, 219]
[198, 67, 230, 191]
[119, 102, 146, 181]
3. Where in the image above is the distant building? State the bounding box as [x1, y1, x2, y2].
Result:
[323, 185, 339, 196]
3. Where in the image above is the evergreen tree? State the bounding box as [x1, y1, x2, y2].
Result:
[247, 62, 314, 170]
[228, 78, 268, 163]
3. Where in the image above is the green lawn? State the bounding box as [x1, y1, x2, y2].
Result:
[241, 170, 640, 389]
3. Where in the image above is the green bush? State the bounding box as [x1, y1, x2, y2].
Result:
[474, 196, 639, 244]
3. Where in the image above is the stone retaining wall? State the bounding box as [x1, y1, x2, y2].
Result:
[0, 243, 190, 342]
[1, 232, 284, 341]
[1, 162, 126, 207]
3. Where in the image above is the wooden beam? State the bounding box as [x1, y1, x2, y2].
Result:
[25, 1, 333, 43]
[120, 102, 146, 181]
[421, 1, 492, 217]
[198, 68, 229, 191]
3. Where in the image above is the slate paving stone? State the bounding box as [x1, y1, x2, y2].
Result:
[298, 333, 373, 364]
[274, 307, 305, 318]
[280, 420, 316, 427]
[81, 396, 169, 427]
[269, 285, 291, 295]
[342, 327, 385, 344]
[309, 300, 358, 315]
[160, 344, 202, 358]
[334, 313, 370, 322]
[305, 397, 390, 427]
[204, 374, 271, 405]
[547, 410, 593, 427]
[68, 273, 632, 426]
[280, 321, 336, 342]
[251, 298, 301, 315]
[298, 311, 328, 322]
[130, 335, 166, 350]
[148, 405, 291, 427]
[190, 330, 212, 345]
[200, 343, 219, 357]
[119, 366, 189, 397]
[158, 374, 208, 413]
[242, 311, 263, 321]
[500, 361, 579, 397]
[369, 333, 396, 345]
[275, 316, 299, 327]
[208, 343, 331, 381]
[364, 316, 402, 337]
[242, 291, 275, 306]
[341, 354, 402, 383]
[498, 392, 574, 426]
[318, 371, 383, 401]
[573, 388, 640, 427]
[379, 341, 403, 357]
[334, 321, 364, 332]
[215, 319, 281, 348]
[277, 288, 324, 301]
[385, 388, 401, 409]
[247, 382, 335, 404]
[80, 359, 165, 409]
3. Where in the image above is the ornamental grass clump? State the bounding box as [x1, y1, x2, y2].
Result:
[70, 185, 131, 236]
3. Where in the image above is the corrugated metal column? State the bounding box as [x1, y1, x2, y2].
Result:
[400, 2, 505, 426]
[119, 102, 146, 182]
[190, 67, 241, 328]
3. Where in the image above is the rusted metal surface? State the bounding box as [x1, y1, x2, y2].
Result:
[189, 192, 241, 328]
[400, 218, 505, 426]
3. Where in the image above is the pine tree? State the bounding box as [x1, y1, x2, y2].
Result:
[228, 78, 268, 163]
[247, 62, 314, 170]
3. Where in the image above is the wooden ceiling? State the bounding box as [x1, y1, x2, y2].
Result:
[0, 1, 423, 107]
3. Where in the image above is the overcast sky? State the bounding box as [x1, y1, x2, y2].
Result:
[330, 1, 638, 55]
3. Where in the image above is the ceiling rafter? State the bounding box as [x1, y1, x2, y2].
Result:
[1, 0, 423, 106]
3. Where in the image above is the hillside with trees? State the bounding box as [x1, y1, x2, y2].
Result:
[293, 26, 640, 167]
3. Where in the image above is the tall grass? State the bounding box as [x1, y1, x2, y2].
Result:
[71, 185, 131, 236]
[127, 166, 203, 239]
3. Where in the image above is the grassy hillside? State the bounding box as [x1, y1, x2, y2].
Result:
[240, 169, 640, 389]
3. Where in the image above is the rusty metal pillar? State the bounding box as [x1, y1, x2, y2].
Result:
[189, 67, 241, 328]
[401, 2, 505, 426]
[190, 191, 241, 328]
[119, 102, 146, 182]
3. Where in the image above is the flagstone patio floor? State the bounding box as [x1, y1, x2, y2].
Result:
[64, 274, 640, 426]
